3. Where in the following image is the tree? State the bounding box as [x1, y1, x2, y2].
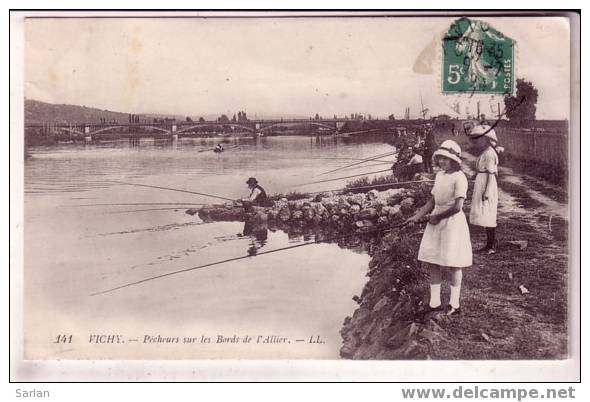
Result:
[218, 114, 230, 123]
[186, 116, 193, 122]
[199, 117, 205, 122]
[504, 78, 538, 125]
[236, 111, 248, 121]
[388, 114, 395, 120]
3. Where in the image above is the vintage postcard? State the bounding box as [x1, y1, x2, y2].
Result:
[10, 11, 580, 381]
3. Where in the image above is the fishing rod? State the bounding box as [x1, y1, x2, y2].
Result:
[68, 202, 206, 207]
[110, 180, 235, 202]
[336, 161, 394, 173]
[106, 207, 201, 214]
[286, 158, 392, 179]
[295, 168, 393, 187]
[304, 179, 436, 195]
[299, 175, 477, 195]
[314, 151, 396, 177]
[90, 221, 410, 297]
[300, 174, 477, 195]
[304, 156, 393, 163]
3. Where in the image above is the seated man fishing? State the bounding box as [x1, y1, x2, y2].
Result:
[404, 146, 424, 178]
[237, 177, 268, 212]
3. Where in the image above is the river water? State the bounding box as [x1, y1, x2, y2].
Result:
[24, 136, 394, 359]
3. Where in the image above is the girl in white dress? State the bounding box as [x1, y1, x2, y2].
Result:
[468, 125, 500, 254]
[407, 140, 472, 316]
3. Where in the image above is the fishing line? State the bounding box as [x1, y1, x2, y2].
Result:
[110, 180, 235, 202]
[304, 156, 393, 163]
[106, 207, 201, 214]
[295, 168, 393, 187]
[336, 161, 394, 173]
[90, 221, 409, 297]
[68, 202, 206, 207]
[304, 179, 436, 194]
[314, 151, 397, 177]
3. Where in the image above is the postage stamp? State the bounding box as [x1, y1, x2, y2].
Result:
[442, 17, 515, 95]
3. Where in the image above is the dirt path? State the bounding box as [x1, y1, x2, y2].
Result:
[436, 153, 570, 359]
[463, 151, 568, 218]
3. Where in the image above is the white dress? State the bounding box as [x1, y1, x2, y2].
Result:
[418, 171, 472, 268]
[469, 147, 498, 228]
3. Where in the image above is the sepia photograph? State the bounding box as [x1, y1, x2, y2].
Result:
[10, 10, 579, 381]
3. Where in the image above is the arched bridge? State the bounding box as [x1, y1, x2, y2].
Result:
[25, 118, 354, 140]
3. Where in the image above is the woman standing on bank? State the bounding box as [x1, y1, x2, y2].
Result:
[468, 125, 500, 254]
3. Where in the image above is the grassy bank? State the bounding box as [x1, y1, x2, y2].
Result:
[339, 132, 569, 360]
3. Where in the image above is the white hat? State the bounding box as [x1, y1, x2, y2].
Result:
[468, 124, 498, 143]
[432, 140, 462, 164]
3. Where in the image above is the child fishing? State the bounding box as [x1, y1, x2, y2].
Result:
[467, 124, 501, 254]
[406, 140, 472, 316]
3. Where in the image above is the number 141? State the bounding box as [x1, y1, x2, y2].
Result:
[54, 334, 73, 343]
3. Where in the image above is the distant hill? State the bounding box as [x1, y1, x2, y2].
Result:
[25, 99, 313, 124]
[24, 99, 141, 125]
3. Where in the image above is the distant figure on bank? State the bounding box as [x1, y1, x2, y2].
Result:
[406, 146, 424, 172]
[468, 125, 501, 254]
[214, 143, 224, 153]
[397, 146, 424, 180]
[239, 177, 268, 211]
[423, 123, 436, 173]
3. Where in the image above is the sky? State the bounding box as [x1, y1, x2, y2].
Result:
[24, 15, 571, 120]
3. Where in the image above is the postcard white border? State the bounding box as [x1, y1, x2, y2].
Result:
[8, 9, 581, 383]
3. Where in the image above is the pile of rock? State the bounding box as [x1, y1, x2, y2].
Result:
[269, 188, 413, 229]
[197, 183, 432, 234]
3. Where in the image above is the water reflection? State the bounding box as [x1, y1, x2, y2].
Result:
[240, 219, 269, 256]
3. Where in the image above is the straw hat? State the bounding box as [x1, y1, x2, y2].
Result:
[432, 140, 462, 164]
[468, 124, 498, 143]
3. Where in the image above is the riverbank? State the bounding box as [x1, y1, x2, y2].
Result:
[203, 131, 568, 360]
[339, 160, 569, 360]
[193, 158, 569, 359]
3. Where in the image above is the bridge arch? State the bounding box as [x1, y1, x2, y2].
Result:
[175, 123, 255, 134]
[259, 121, 337, 132]
[90, 125, 171, 135]
[54, 127, 85, 136]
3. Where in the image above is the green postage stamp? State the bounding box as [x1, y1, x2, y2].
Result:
[442, 17, 514, 95]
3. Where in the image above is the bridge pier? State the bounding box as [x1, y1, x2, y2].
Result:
[83, 126, 92, 143]
[129, 136, 140, 145]
[171, 124, 179, 141]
